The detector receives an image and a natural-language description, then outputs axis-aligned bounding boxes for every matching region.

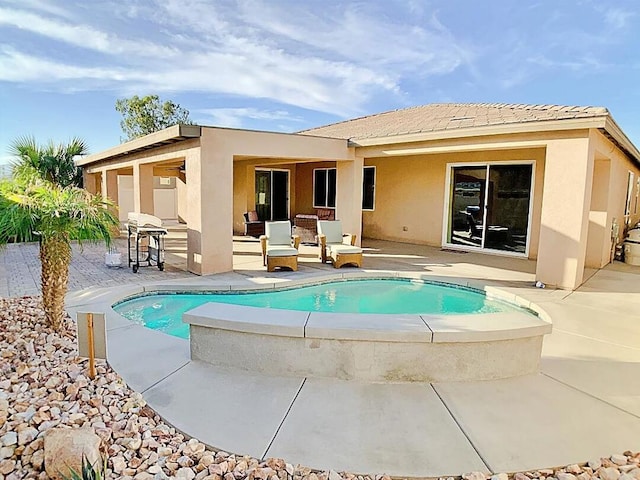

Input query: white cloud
[604,8,635,29]
[0,1,415,116]
[0,7,178,58]
[0,47,123,83]
[232,0,469,75]
[527,55,607,72]
[196,108,302,129]
[2,0,74,19]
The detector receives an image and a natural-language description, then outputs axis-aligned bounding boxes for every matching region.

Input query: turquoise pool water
[113,279,526,339]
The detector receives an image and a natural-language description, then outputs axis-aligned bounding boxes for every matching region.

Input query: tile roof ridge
[298,104,429,133]
[298,102,610,134]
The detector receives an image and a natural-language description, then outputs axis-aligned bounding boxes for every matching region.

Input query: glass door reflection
[449,167,487,248]
[448,164,533,254]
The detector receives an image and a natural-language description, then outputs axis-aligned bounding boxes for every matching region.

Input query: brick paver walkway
[0,237,193,298]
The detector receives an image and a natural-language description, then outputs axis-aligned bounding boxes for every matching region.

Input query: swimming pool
[113,279,532,339]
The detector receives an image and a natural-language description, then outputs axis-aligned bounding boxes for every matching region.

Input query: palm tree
[10,135,87,188]
[0,167,119,331]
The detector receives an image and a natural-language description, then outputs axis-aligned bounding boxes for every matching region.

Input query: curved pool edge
[114,272,552,383]
[69,272,552,383]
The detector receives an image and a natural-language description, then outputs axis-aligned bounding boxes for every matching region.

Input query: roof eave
[349,117,610,147]
[602,116,640,165]
[76,124,202,167]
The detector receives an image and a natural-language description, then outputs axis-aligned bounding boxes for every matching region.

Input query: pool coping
[111,273,553,345]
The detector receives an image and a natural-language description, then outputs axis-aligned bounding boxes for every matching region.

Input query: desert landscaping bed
[0,296,638,480]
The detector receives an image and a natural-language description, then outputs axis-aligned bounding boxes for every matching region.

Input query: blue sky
[1,0,639,164]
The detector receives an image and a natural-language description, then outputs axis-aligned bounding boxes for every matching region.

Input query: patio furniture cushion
[316,208,335,220]
[327,244,362,256]
[243,211,265,237]
[266,246,299,257]
[294,214,319,244]
[266,221,294,245]
[318,220,344,244]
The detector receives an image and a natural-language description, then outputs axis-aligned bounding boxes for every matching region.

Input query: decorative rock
[158,446,173,456]
[329,470,343,480]
[30,449,45,468]
[1,432,18,447]
[178,455,195,467]
[627,469,640,480]
[18,427,38,446]
[176,466,197,479]
[463,472,487,480]
[491,474,508,480]
[129,437,143,451]
[621,474,638,480]
[613,455,629,466]
[134,472,155,480]
[0,459,17,475]
[44,427,103,480]
[599,467,622,480]
[0,446,14,459]
[557,473,577,480]
[589,460,603,470]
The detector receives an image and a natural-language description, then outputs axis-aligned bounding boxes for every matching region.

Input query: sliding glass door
[447,163,533,254]
[255,169,289,221]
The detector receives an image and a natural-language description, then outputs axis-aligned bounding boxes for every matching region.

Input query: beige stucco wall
[200,127,352,273]
[81,123,639,286]
[359,147,546,258]
[294,162,336,214]
[232,160,303,234]
[584,130,640,269]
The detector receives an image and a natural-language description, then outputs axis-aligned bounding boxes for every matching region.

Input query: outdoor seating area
[318,220,363,268]
[259,221,301,272]
[243,211,265,237]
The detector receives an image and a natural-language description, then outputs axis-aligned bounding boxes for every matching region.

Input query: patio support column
[133,163,154,214]
[186,131,233,275]
[101,169,119,204]
[536,133,595,289]
[336,156,364,246]
[83,172,100,194]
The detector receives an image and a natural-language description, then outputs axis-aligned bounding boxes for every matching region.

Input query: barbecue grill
[126,213,168,273]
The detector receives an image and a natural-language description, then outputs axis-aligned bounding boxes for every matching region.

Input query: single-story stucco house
[78,103,640,290]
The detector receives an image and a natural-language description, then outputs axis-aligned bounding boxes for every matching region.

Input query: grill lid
[626,228,640,243]
[127,212,163,228]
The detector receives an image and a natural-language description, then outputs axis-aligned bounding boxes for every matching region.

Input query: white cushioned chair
[260,221,300,272]
[317,220,362,268]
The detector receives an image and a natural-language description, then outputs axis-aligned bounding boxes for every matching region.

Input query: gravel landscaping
[1,295,638,480]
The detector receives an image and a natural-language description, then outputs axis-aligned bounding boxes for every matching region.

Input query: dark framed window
[362,166,375,210]
[313,168,336,208]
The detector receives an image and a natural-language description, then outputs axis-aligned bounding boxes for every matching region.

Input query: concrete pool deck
[2,235,640,477]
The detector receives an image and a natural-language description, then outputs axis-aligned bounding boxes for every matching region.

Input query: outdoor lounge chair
[243,211,265,237]
[317,220,362,268]
[260,221,300,272]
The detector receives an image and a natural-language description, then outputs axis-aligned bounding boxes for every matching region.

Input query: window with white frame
[313,168,336,208]
[362,166,376,210]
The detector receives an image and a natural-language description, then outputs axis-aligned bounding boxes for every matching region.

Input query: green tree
[0,167,119,330]
[10,135,87,188]
[115,94,193,141]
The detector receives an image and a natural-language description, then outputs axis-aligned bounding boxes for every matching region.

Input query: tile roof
[299,103,610,141]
